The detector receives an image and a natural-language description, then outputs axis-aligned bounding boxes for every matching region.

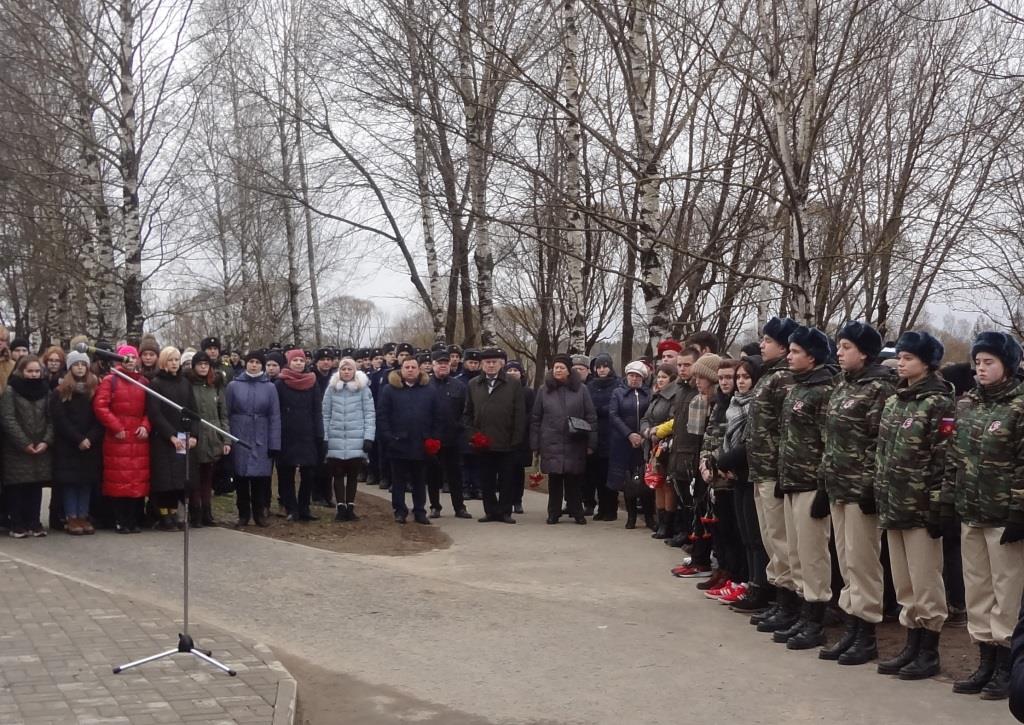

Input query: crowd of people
[0,321,1023,715]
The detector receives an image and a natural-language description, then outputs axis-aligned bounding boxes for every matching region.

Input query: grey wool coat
[0,379,54,486]
[529,372,597,475]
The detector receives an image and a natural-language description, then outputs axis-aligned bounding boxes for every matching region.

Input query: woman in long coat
[147,347,199,531]
[226,351,281,527]
[275,349,324,521]
[188,351,231,526]
[530,354,597,525]
[606,361,651,525]
[93,345,151,533]
[585,353,620,519]
[1,355,54,537]
[50,350,104,535]
[322,357,375,521]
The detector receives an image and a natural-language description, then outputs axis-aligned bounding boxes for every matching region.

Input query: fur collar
[388,369,430,388]
[330,369,369,392]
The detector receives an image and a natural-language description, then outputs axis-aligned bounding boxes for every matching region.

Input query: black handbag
[567,416,593,436]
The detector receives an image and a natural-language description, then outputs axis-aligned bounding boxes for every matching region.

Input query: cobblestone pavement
[0,554,295,725]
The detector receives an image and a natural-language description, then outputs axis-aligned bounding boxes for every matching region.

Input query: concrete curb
[254,641,298,725]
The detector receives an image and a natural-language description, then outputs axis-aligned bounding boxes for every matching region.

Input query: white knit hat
[66,350,90,367]
[624,360,648,377]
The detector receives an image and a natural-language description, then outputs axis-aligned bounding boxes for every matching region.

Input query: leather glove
[773,482,784,499]
[810,489,830,519]
[362,440,374,454]
[1000,521,1024,545]
[858,488,877,516]
[925,521,943,539]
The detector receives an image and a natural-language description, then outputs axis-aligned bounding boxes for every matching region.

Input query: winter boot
[189,506,203,529]
[898,629,940,680]
[643,507,657,531]
[758,589,799,633]
[334,504,350,522]
[953,642,997,694]
[347,503,360,521]
[651,509,669,539]
[201,502,216,526]
[820,614,860,661]
[750,587,781,624]
[773,597,809,643]
[624,497,638,530]
[787,601,827,650]
[730,584,772,614]
[979,645,1010,700]
[877,628,922,675]
[838,621,878,665]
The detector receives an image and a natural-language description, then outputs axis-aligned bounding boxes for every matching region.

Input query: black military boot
[624,497,638,530]
[787,601,827,650]
[758,589,799,633]
[878,627,921,675]
[838,620,878,665]
[953,642,996,694]
[897,629,940,680]
[979,645,1010,700]
[773,597,809,643]
[820,614,859,661]
[750,587,781,624]
[643,506,657,531]
[334,504,349,522]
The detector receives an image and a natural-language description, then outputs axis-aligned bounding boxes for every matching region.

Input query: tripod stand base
[113,633,237,676]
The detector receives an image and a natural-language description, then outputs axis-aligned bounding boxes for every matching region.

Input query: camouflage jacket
[941,378,1024,527]
[820,364,897,503]
[778,366,834,493]
[745,355,794,487]
[701,390,732,490]
[873,374,955,530]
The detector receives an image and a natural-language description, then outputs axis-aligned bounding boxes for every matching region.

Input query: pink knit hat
[117,345,139,358]
[285,349,306,364]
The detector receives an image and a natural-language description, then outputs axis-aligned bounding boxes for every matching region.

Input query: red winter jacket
[93,368,152,498]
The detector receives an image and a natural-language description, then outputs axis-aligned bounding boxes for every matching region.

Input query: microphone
[75,342,129,363]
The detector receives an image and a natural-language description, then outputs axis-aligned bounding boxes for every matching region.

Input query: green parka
[941,377,1024,527]
[873,374,955,530]
[778,366,834,494]
[189,372,231,464]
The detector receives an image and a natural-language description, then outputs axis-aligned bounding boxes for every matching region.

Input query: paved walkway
[0,554,295,725]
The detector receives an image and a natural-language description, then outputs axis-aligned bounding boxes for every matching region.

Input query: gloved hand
[1000,521,1024,545]
[810,489,830,519]
[362,440,374,454]
[773,482,784,499]
[925,522,943,539]
[859,488,877,516]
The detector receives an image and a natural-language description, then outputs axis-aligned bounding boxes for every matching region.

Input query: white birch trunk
[118,0,142,338]
[562,0,585,354]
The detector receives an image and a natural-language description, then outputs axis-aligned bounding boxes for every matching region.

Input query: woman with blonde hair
[147,347,199,531]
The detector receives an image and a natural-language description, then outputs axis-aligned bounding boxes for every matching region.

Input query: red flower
[938,418,956,438]
[423,438,441,456]
[470,432,492,450]
[527,472,544,489]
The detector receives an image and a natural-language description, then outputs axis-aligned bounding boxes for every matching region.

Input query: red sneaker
[674,564,713,578]
[703,581,734,599]
[718,583,748,603]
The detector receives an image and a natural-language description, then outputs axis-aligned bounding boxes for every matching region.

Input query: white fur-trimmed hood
[329,369,369,392]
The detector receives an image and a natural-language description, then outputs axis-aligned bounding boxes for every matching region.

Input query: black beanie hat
[191,351,212,367]
[836,321,883,359]
[551,353,573,369]
[243,350,265,366]
[788,326,830,365]
[970,331,1023,375]
[266,351,286,367]
[895,331,944,369]
[430,349,450,363]
[10,337,29,351]
[762,317,798,348]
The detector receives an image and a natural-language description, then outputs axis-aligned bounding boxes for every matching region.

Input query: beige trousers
[831,502,883,623]
[755,481,792,590]
[782,490,832,603]
[961,524,1024,646]
[886,528,947,632]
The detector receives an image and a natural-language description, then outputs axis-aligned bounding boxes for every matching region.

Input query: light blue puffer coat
[322,370,376,461]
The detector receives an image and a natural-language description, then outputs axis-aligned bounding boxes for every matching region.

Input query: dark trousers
[313,462,334,503]
[8,484,43,531]
[463,453,481,497]
[328,458,362,505]
[236,476,271,521]
[478,451,515,519]
[113,496,142,530]
[190,462,216,509]
[942,515,966,609]
[548,473,583,518]
[390,458,427,515]
[278,464,316,515]
[734,481,769,587]
[583,455,616,514]
[712,489,747,581]
[428,447,465,513]
[511,464,525,505]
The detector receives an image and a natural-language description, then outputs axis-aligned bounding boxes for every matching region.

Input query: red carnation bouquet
[423,438,441,456]
[470,431,492,450]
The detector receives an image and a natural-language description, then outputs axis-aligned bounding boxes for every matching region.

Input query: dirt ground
[210,489,451,556]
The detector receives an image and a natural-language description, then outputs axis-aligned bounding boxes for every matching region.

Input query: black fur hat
[836,321,883,359]
[788,325,830,365]
[895,331,944,369]
[763,316,799,347]
[971,331,1023,375]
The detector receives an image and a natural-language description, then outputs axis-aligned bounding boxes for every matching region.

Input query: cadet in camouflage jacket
[941,378,1024,527]
[745,355,794,487]
[873,373,956,530]
[778,365,834,493]
[820,364,897,504]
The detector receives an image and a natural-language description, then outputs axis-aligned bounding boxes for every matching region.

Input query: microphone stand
[109,366,246,677]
